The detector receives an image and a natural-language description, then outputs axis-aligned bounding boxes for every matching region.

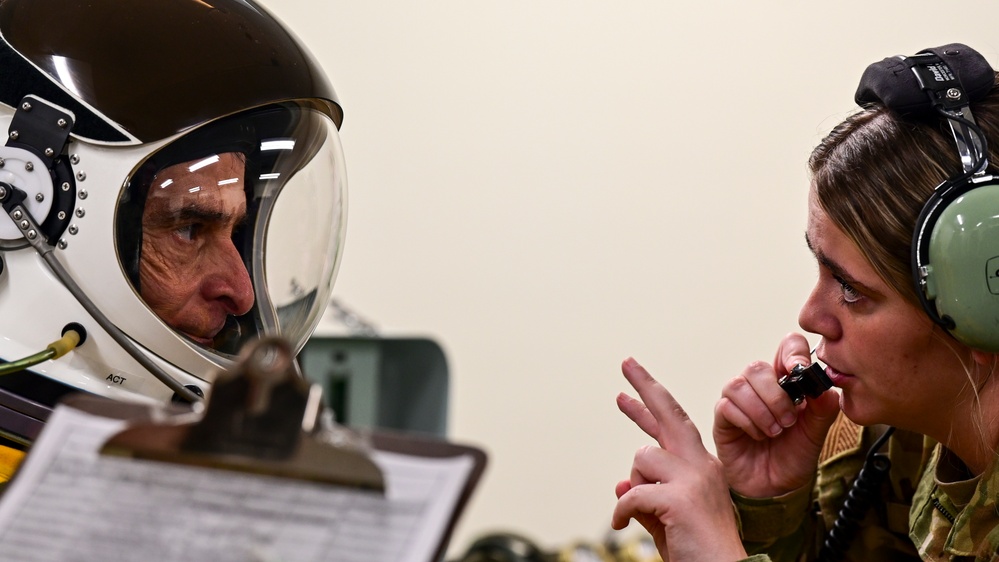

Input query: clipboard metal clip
[100,337,386,493]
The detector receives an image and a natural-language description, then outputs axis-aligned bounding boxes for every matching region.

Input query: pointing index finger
[620,357,704,455]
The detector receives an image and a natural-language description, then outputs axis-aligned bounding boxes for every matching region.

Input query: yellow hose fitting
[46,329,81,359]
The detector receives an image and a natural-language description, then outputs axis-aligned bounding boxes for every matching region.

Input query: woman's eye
[838,279,861,304]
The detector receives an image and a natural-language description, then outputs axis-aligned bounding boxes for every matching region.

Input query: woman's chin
[838,393,880,427]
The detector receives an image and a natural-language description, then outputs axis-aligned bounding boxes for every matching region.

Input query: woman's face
[797,186,970,430]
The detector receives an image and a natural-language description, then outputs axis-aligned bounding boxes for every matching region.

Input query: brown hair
[808,73,999,306]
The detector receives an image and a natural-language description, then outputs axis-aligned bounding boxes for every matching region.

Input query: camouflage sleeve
[732,482,816,562]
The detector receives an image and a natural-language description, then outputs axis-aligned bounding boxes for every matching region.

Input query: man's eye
[176,224,199,241]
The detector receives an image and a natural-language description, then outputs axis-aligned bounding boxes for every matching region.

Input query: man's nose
[202,238,255,315]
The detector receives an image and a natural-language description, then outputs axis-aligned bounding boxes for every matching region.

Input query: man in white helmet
[0,0,348,481]
[138,151,256,348]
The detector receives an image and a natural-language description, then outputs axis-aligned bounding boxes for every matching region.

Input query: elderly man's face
[139,152,255,347]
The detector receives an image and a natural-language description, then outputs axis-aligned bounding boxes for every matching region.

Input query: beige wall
[264,0,999,556]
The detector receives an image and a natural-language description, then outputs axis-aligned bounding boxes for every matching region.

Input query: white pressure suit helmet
[0,0,347,444]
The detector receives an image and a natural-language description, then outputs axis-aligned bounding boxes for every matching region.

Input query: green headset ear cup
[922,180,999,351]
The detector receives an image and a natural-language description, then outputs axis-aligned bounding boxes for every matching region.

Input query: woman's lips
[824,365,854,387]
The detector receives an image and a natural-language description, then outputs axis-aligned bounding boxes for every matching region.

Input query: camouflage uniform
[731,412,999,561]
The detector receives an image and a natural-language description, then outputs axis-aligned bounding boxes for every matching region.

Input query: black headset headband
[854,43,994,114]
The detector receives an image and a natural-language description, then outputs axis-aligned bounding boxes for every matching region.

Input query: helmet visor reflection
[116,102,346,358]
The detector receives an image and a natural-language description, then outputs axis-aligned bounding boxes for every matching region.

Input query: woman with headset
[612,44,999,561]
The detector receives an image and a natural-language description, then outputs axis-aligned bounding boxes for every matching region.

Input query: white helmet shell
[0,0,347,415]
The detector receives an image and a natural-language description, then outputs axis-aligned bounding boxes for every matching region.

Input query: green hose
[0,329,81,376]
[0,349,56,376]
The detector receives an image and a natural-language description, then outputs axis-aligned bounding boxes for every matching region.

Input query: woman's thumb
[799,391,841,442]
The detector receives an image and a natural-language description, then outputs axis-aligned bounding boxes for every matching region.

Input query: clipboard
[0,337,487,562]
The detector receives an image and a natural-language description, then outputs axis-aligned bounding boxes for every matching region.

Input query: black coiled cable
[816,426,895,562]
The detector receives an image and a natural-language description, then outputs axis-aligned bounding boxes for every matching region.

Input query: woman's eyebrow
[804,232,867,288]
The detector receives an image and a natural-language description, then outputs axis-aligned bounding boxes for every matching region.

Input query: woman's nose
[798,281,840,342]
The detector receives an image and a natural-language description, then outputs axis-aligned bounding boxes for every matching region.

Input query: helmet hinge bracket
[6,96,75,168]
[0,97,79,247]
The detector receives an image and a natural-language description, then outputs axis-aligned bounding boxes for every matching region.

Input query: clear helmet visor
[116,101,347,359]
